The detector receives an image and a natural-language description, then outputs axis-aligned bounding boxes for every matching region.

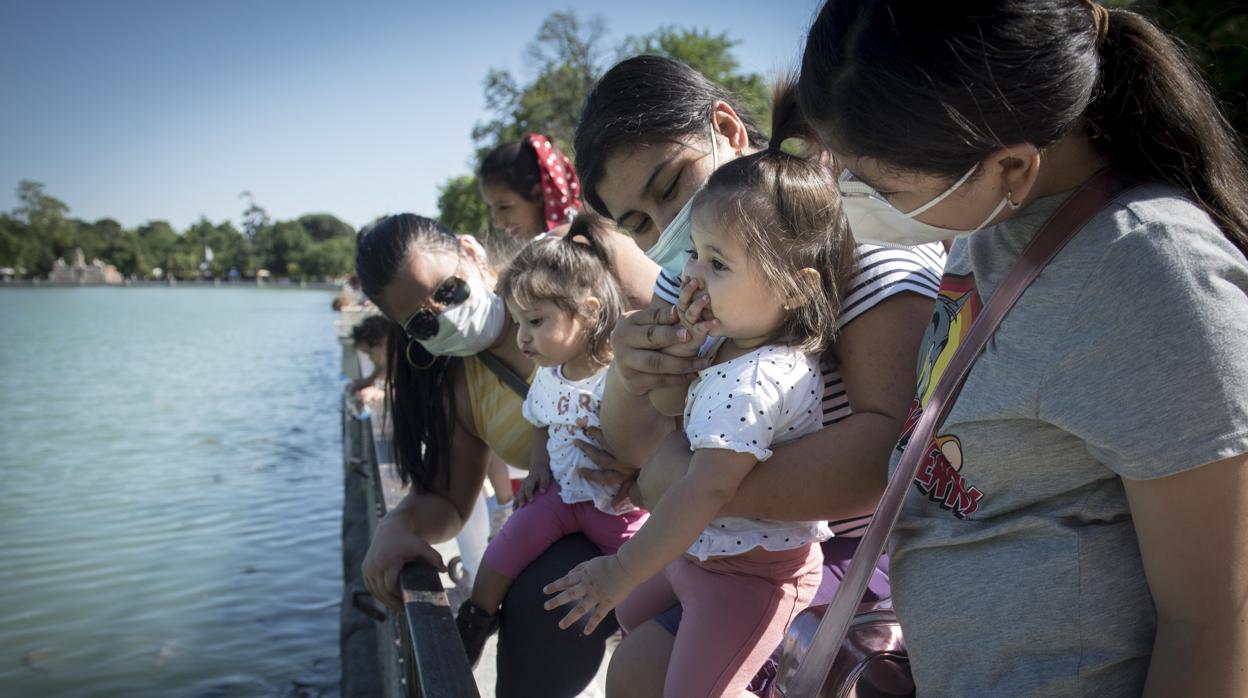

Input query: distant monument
[48,248,123,285]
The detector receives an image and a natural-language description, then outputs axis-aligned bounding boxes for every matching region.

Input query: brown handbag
[769,170,1133,698]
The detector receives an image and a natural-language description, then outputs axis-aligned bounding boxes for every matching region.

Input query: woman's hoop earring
[1007,189,1022,210]
[405,338,437,370]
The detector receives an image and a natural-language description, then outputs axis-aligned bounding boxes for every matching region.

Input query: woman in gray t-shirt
[797,1,1248,695]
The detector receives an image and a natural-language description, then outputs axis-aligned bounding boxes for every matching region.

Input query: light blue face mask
[644,126,720,278]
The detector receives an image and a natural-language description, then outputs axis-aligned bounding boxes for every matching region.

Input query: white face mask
[416,271,505,357]
[839,164,1014,248]
[644,125,721,278]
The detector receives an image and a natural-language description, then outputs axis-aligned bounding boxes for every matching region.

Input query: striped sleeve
[837,242,945,329]
[652,268,682,306]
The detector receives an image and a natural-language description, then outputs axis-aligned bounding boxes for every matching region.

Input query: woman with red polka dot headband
[478,134,582,242]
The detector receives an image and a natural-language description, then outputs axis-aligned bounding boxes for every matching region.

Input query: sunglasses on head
[402,275,471,341]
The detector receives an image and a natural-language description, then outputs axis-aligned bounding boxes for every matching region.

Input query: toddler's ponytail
[768,77,821,153]
[497,216,626,368]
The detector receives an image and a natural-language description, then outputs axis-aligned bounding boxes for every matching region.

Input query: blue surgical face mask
[644,126,721,278]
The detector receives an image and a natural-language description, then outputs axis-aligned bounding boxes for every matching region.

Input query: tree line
[0,182,356,281]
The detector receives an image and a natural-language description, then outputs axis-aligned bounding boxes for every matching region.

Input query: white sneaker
[488,497,514,540]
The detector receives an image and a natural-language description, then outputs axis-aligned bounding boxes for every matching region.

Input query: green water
[0,287,344,697]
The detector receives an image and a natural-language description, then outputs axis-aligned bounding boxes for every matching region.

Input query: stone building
[48,249,123,284]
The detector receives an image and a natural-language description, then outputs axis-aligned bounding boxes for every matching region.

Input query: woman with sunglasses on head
[355,213,660,696]
[795,1,1248,695]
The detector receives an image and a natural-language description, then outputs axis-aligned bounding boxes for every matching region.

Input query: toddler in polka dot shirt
[544,82,858,697]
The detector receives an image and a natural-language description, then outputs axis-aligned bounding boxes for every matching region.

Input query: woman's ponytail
[1086,6,1248,255]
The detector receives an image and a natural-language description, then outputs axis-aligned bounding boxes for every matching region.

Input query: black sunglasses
[402,275,471,341]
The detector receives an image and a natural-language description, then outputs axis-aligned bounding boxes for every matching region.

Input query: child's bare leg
[470,560,513,614]
[487,456,513,505]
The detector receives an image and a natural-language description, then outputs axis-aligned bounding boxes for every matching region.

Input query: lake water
[0,287,345,697]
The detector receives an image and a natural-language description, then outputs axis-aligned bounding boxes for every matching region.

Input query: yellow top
[462,354,534,469]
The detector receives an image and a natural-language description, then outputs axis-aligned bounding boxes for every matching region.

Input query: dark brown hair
[478,140,543,202]
[798,0,1248,256]
[496,216,623,367]
[574,55,770,219]
[692,80,857,356]
[351,315,393,349]
[354,213,462,491]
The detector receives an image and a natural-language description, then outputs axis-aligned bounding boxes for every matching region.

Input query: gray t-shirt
[888,183,1248,696]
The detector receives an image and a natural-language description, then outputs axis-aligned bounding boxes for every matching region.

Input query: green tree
[102,230,148,278]
[184,217,248,277]
[297,213,355,242]
[239,190,270,243]
[301,236,356,280]
[472,11,607,153]
[165,248,201,280]
[472,15,774,166]
[437,175,493,238]
[1109,0,1248,143]
[64,217,122,264]
[13,180,74,276]
[253,219,312,276]
[0,213,22,271]
[136,221,179,275]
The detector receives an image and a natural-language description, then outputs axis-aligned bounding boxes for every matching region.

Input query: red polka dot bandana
[527,133,581,231]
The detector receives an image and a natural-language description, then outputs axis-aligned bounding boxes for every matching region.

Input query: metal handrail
[341,335,480,698]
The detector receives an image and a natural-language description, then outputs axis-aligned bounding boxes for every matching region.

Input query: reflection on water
[0,288,343,697]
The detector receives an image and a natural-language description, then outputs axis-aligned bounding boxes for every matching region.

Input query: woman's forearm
[384,489,465,544]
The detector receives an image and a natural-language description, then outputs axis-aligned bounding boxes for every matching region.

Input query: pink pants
[482,483,648,579]
[617,543,823,698]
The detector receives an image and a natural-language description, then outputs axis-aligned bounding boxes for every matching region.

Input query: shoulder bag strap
[476,349,530,400]
[779,169,1134,697]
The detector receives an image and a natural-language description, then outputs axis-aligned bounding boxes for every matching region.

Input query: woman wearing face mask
[798,1,1248,695]
[355,213,660,696]
[567,55,946,697]
[479,135,582,243]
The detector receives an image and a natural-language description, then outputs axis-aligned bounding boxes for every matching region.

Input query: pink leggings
[617,543,823,698]
[482,483,647,579]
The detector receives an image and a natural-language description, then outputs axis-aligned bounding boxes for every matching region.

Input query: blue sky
[0,0,822,232]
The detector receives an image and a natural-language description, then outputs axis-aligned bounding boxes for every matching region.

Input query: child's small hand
[675,276,719,338]
[658,278,716,360]
[542,555,637,635]
[515,464,551,509]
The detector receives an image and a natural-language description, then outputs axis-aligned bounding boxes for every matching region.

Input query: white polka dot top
[682,338,832,560]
